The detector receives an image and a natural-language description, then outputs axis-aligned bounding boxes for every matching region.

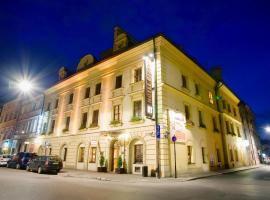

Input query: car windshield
[48,156,61,161]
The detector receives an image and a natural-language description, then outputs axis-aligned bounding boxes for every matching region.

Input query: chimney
[58,67,68,80]
[211,67,223,82]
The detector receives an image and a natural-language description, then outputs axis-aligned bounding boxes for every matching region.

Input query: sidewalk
[57,165,262,183]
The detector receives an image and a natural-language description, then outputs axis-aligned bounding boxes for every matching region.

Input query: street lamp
[265,126,270,133]
[17,79,33,93]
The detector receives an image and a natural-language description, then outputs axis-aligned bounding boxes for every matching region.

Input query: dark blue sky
[0,0,270,138]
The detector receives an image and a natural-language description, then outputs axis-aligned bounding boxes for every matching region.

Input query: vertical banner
[144,60,153,118]
[170,111,186,143]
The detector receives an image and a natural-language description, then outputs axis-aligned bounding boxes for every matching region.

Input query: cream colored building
[12,28,251,177]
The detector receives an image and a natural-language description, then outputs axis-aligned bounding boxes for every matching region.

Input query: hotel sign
[144,61,153,118]
[170,111,186,143]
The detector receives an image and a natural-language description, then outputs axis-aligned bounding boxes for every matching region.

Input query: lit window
[133,101,142,118]
[113,105,120,121]
[78,147,85,162]
[90,147,97,163]
[208,91,214,104]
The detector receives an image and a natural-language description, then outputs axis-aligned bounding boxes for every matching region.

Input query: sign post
[172,135,177,178]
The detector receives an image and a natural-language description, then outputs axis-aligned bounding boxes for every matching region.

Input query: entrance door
[111,141,120,171]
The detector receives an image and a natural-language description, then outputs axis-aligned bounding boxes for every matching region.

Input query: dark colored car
[7,152,37,169]
[26,155,63,174]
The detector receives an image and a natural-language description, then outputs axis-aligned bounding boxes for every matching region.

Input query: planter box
[97,167,107,173]
[115,168,125,174]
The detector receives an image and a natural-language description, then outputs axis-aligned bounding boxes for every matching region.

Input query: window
[227,104,231,113]
[65,116,70,131]
[225,121,230,134]
[230,123,235,135]
[50,120,55,133]
[54,99,59,109]
[235,149,239,161]
[78,147,85,162]
[90,147,97,163]
[46,103,51,111]
[115,75,122,89]
[212,116,219,132]
[80,113,88,129]
[113,105,120,121]
[216,149,221,162]
[42,122,47,134]
[181,75,187,88]
[68,93,74,104]
[233,108,237,117]
[187,145,193,164]
[49,148,52,155]
[230,149,234,161]
[222,100,226,109]
[195,83,200,95]
[198,110,206,128]
[85,87,90,99]
[184,105,190,121]
[237,126,241,137]
[134,67,142,82]
[208,91,214,104]
[92,110,99,126]
[133,101,142,118]
[134,144,143,163]
[202,147,207,163]
[95,83,101,95]
[63,148,67,161]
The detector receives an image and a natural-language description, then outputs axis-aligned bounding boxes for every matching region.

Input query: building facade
[0,28,256,177]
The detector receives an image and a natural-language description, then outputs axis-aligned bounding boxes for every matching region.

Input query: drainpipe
[214,82,229,169]
[153,38,160,178]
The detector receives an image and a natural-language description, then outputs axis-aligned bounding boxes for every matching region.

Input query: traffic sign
[172,135,177,142]
[156,124,160,139]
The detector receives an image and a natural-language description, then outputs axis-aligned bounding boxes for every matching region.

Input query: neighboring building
[0,27,255,177]
[0,99,20,154]
[238,101,261,165]
[14,94,44,153]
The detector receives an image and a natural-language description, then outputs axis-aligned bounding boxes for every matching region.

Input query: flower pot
[97,167,107,172]
[115,167,125,174]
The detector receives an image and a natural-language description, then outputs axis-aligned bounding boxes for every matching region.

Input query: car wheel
[37,167,42,174]
[26,166,30,171]
[16,163,20,169]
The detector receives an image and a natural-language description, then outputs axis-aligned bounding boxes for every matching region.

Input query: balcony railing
[81,98,90,107]
[112,88,124,99]
[129,81,144,94]
[65,104,73,112]
[90,94,102,104]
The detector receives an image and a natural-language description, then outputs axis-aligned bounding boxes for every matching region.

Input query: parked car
[26,155,63,174]
[0,154,12,166]
[7,152,37,169]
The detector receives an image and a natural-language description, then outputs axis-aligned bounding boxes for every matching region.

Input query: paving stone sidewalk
[58,165,262,183]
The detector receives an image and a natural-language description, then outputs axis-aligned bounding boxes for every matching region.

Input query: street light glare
[265,126,270,133]
[18,80,33,93]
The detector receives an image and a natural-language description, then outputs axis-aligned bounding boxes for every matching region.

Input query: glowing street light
[17,79,33,93]
[265,126,270,133]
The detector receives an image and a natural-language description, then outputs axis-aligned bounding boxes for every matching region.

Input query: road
[0,166,270,200]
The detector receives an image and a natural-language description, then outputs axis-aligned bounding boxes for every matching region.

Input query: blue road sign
[172,135,177,142]
[156,124,160,139]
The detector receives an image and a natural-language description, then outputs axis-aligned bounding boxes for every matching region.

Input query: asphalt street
[0,166,270,200]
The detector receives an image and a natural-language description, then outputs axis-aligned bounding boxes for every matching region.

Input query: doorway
[110,140,120,172]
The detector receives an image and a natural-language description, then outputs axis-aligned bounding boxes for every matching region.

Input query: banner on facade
[170,111,186,143]
[144,60,153,119]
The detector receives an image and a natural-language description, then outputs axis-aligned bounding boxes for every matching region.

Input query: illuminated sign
[144,60,153,118]
[170,111,186,143]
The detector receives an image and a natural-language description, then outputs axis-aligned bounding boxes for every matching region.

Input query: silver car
[0,154,12,166]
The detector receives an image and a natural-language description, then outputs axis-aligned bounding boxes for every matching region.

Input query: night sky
[0,0,270,139]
